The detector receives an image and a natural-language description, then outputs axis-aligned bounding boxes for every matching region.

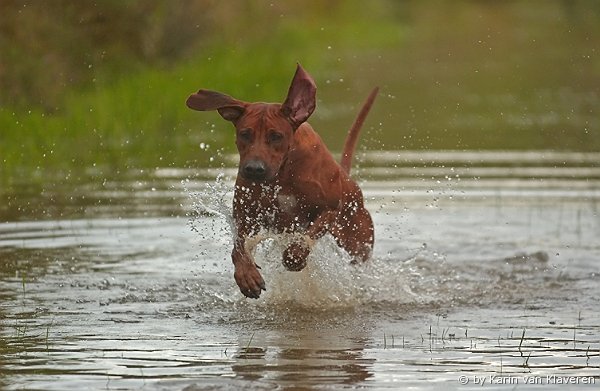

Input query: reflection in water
[231,313,373,387]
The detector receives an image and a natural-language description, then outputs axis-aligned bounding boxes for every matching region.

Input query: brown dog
[186,65,377,298]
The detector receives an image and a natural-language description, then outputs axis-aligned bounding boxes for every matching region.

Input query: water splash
[185,176,565,313]
[245,233,416,309]
[185,173,235,240]
[184,176,418,309]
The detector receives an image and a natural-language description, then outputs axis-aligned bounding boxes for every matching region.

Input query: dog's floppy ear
[186,90,247,123]
[281,64,317,130]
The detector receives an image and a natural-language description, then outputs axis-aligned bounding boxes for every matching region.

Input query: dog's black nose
[242,160,267,180]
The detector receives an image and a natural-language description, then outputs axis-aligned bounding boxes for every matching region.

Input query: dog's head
[186,64,316,182]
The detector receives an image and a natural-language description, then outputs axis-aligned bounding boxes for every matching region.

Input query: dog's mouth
[241,171,269,181]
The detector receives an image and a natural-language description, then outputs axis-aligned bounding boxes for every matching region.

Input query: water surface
[1,151,599,390]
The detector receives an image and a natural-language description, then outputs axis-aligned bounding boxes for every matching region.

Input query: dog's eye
[268,132,283,143]
[238,129,252,142]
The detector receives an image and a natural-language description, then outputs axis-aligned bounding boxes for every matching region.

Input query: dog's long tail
[340,87,379,174]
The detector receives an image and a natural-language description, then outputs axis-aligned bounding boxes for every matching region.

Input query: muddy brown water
[1,151,599,390]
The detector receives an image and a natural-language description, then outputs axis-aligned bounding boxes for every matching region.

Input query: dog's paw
[282,240,310,271]
[234,263,266,299]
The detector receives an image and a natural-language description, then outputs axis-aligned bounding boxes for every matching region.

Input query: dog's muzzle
[241,159,269,181]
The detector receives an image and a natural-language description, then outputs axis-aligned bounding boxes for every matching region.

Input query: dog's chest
[250,184,315,230]
[271,192,313,230]
[276,194,298,214]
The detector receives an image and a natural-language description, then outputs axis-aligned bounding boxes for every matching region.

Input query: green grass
[0,3,405,183]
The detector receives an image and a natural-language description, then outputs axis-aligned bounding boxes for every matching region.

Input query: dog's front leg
[282,210,336,271]
[231,186,266,299]
[282,182,373,271]
[231,239,265,299]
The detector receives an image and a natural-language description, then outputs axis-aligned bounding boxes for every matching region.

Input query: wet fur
[186,65,377,298]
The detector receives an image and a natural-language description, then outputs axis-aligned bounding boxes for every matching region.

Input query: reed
[518,328,526,357]
[245,331,255,352]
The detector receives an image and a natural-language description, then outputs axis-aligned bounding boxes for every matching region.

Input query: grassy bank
[2,1,599,186]
[0,2,404,182]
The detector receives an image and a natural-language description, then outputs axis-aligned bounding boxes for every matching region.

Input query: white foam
[246,233,417,309]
